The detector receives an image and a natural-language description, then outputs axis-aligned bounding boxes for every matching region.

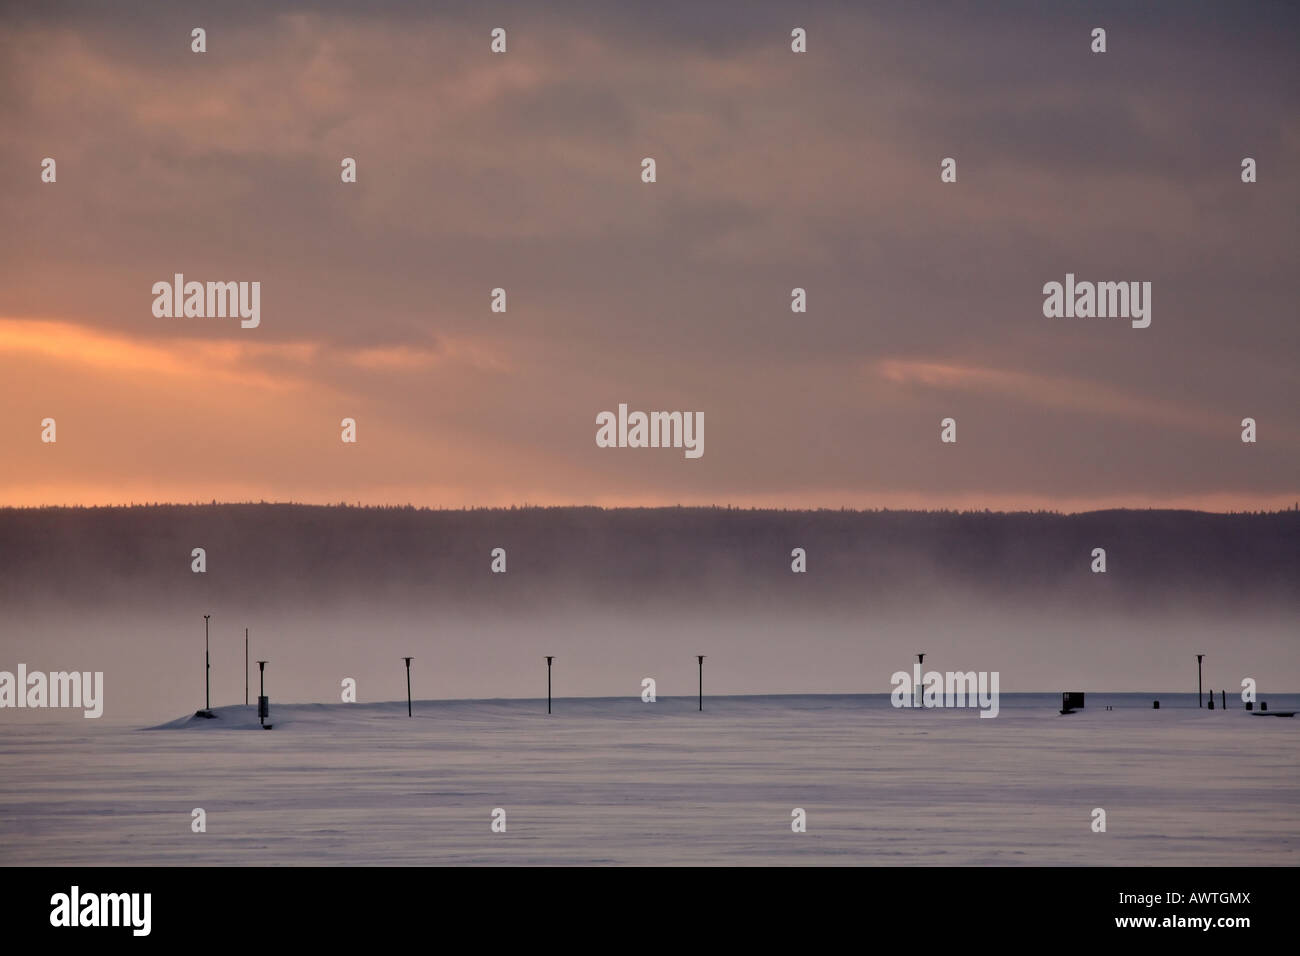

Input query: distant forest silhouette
[0,504,1295,613]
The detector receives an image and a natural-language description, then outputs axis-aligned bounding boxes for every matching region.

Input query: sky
[1,0,1296,511]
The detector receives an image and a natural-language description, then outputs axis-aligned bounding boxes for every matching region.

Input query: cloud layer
[1,1,1296,508]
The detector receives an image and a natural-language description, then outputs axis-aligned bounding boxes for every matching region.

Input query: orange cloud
[0,318,312,391]
[873,357,1235,436]
[0,317,511,383]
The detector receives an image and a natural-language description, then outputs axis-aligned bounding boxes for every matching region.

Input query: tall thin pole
[204,614,211,712]
[697,655,705,711]
[546,656,554,714]
[245,628,249,706]
[403,657,413,717]
[1196,654,1204,708]
[916,653,925,708]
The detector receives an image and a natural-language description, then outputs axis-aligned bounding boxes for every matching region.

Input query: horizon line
[204,692,1298,702]
[3,500,1299,518]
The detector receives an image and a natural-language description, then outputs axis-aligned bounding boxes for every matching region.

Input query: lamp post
[244,628,249,706]
[697,655,705,712]
[257,660,269,729]
[1197,654,1204,708]
[203,614,211,714]
[545,656,554,714]
[403,657,413,717]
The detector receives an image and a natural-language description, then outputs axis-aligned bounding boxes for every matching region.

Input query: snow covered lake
[1,694,1295,866]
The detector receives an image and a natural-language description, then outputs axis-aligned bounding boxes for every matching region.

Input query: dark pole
[546,656,554,714]
[916,653,925,708]
[204,614,211,712]
[403,657,413,717]
[697,655,705,711]
[244,628,249,706]
[1196,654,1204,707]
[257,660,267,728]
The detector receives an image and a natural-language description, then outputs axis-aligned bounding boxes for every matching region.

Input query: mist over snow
[0,505,1294,721]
